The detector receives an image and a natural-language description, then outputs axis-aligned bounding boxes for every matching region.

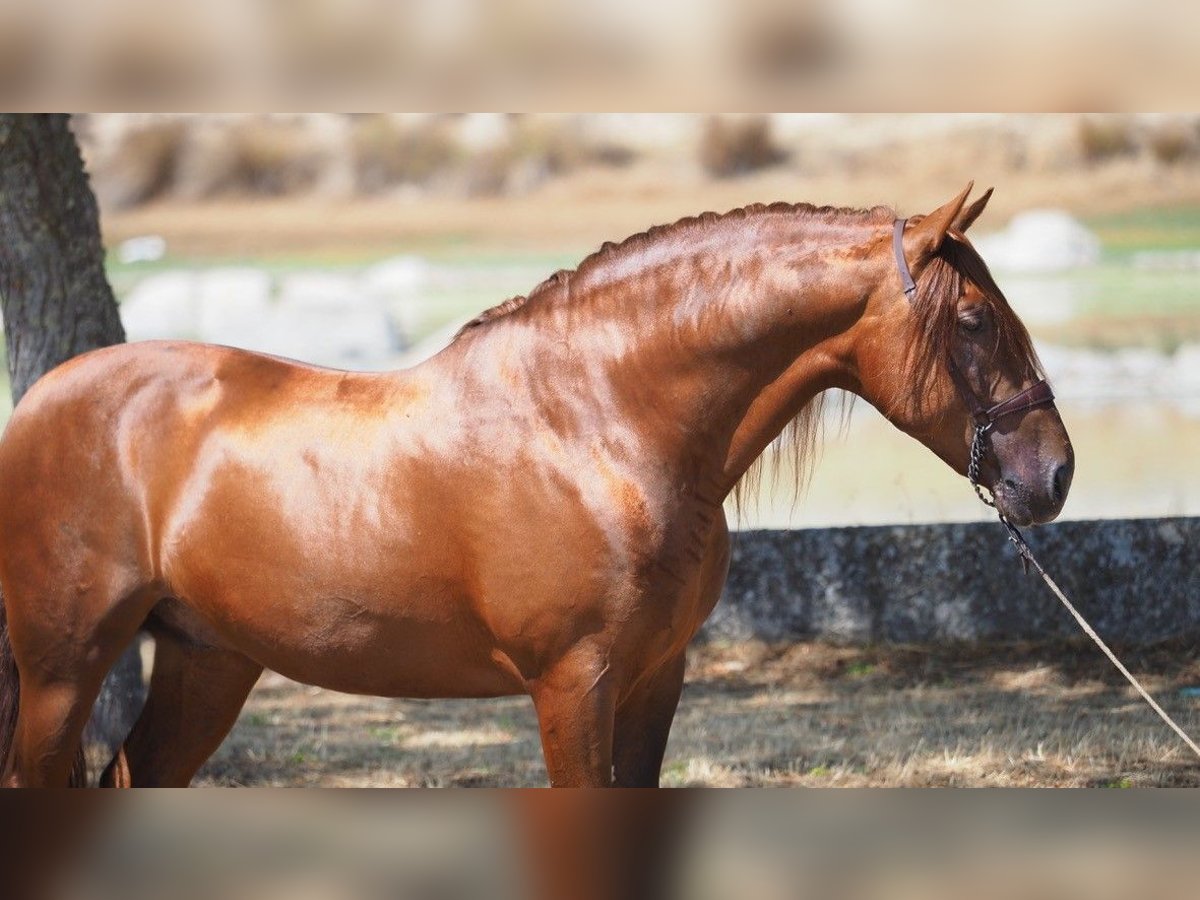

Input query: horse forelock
[904,233,1043,408]
[454,202,897,341]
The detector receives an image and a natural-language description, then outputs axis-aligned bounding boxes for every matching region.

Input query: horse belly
[262,613,527,700]
[163,568,527,700]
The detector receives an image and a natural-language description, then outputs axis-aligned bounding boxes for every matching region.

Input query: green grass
[1086,206,1200,257]
[369,726,402,744]
[1070,265,1200,317]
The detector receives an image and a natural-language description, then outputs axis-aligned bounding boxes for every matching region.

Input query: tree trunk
[0,113,145,761]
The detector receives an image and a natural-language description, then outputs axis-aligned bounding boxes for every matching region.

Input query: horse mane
[453,202,893,516]
[454,201,895,339]
[453,202,1034,523]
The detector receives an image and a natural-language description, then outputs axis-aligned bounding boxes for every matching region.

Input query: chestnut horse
[0,184,1072,787]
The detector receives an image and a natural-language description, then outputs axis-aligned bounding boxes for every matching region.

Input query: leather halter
[892,218,1055,434]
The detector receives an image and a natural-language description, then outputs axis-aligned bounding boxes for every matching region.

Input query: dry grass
[88,119,187,210]
[1147,121,1199,166]
[698,115,788,178]
[196,639,1200,788]
[86,114,1200,246]
[99,148,1200,265]
[348,115,463,194]
[87,115,639,213]
[180,119,329,199]
[1077,116,1138,163]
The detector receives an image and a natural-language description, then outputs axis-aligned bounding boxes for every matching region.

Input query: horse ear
[905,182,974,259]
[953,186,993,233]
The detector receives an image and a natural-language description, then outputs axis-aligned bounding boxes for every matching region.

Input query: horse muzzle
[991,451,1074,527]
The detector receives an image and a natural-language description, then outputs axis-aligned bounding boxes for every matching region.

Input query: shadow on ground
[196,638,1200,787]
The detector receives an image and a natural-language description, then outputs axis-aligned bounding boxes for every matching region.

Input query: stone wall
[707,517,1200,645]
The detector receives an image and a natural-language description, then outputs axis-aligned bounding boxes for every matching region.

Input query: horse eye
[959,309,987,332]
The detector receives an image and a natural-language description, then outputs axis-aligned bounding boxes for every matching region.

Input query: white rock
[260,304,397,370]
[974,210,1101,273]
[119,272,198,341]
[360,256,429,296]
[195,269,273,349]
[360,257,433,343]
[278,273,367,311]
[266,276,398,368]
[117,235,166,264]
[1170,344,1200,392]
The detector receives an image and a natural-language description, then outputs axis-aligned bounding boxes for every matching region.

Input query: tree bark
[0,113,145,760]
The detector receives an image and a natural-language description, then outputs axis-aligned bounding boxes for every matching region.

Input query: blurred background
[2,3,1199,891]
[26,111,1200,529]
[3,0,1198,109]
[28,791,1200,900]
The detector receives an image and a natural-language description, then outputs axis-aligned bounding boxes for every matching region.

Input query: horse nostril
[1002,477,1018,491]
[1052,464,1069,503]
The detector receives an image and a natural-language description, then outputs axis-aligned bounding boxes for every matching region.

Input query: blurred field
[96,166,1200,266]
[192,639,1200,788]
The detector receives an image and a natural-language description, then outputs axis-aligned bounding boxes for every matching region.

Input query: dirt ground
[193,638,1200,788]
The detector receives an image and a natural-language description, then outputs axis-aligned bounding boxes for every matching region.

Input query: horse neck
[559,223,873,498]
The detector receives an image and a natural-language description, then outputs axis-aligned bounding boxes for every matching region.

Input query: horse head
[854,184,1074,526]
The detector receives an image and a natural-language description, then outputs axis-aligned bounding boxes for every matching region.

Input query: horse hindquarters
[0,380,158,787]
[0,592,88,787]
[0,577,153,788]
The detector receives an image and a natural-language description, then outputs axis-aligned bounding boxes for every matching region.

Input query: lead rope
[968,427,1200,762]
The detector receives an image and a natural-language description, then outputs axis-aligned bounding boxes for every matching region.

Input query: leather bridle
[892,218,1056,506]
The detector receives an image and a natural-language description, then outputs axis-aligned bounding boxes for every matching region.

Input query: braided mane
[454,201,894,339]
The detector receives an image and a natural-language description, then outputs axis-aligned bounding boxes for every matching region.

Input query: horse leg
[100,634,261,787]
[4,592,151,788]
[529,646,617,787]
[612,652,686,787]
[5,678,98,787]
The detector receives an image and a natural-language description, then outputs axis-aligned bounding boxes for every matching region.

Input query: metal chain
[967,424,997,509]
[967,423,1029,572]
[966,421,1200,762]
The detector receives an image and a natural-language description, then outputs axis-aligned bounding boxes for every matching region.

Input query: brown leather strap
[948,354,1054,430]
[893,218,917,301]
[981,378,1055,426]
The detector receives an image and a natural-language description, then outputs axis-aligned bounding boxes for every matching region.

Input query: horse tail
[0,587,20,783]
[0,588,88,787]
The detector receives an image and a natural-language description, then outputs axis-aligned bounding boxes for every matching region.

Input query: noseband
[892,218,1055,506]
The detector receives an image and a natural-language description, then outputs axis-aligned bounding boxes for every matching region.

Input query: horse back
[0,341,417,585]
